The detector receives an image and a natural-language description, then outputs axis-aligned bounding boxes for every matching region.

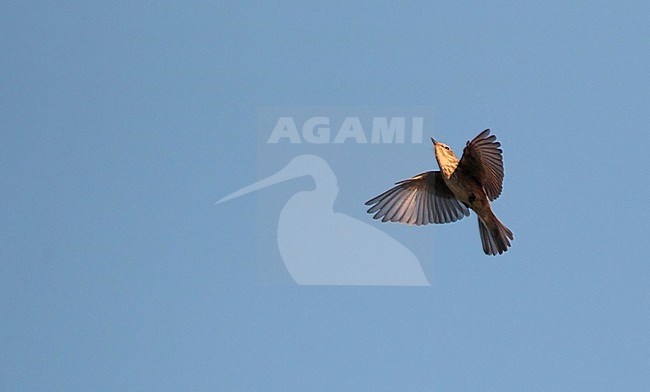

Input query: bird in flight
[365,129,513,255]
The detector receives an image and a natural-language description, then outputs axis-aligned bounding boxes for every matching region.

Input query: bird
[217,155,430,285]
[365,129,513,255]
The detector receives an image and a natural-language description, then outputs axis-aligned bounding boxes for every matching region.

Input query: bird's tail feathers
[478,214,513,256]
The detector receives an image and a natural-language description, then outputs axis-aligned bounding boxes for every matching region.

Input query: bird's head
[431,137,459,163]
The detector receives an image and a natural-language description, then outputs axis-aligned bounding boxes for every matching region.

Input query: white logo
[217,155,430,286]
[267,117,424,144]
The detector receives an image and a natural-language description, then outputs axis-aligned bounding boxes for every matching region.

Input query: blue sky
[2,2,650,390]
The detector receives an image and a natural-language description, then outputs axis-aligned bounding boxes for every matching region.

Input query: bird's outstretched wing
[365,171,470,225]
[457,129,505,201]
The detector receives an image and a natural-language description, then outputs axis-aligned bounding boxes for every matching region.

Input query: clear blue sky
[2,2,650,390]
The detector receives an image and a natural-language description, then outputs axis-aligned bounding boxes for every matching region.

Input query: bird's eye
[445,146,450,150]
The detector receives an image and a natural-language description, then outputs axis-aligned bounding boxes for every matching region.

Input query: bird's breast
[445,171,485,207]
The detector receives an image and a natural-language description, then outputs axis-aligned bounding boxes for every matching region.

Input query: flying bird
[365,129,514,255]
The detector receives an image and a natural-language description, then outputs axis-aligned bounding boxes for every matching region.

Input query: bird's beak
[215,162,299,205]
[430,137,437,145]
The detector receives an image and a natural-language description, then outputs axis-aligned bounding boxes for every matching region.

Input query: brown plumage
[365,129,513,255]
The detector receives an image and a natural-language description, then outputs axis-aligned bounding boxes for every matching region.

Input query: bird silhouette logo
[217,154,430,286]
[366,129,514,255]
